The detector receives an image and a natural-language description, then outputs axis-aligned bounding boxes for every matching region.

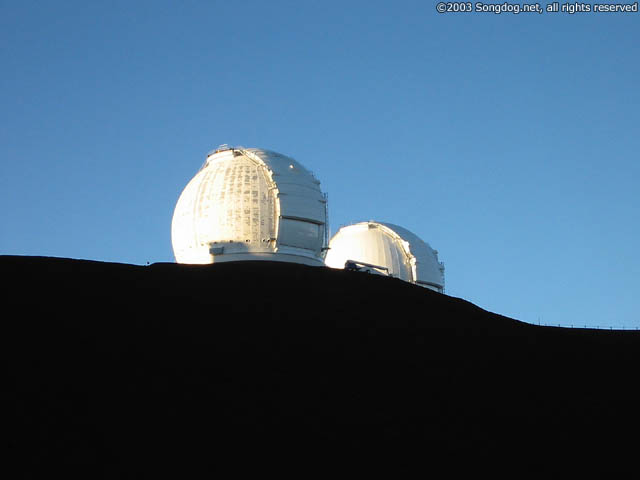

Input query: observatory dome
[324,221,445,292]
[171,146,328,265]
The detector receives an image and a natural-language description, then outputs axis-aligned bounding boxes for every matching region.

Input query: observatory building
[324,221,445,292]
[171,146,328,265]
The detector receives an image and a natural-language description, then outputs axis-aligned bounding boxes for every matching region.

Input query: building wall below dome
[207,251,325,266]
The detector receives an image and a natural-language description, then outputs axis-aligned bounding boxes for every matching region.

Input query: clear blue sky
[1,1,638,328]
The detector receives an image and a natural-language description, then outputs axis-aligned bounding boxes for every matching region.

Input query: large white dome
[171,146,328,265]
[324,221,445,292]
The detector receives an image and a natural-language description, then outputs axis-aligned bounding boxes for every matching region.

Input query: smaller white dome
[324,222,445,292]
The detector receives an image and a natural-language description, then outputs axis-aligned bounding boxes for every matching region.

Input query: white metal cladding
[324,221,445,292]
[171,146,328,265]
[378,222,445,291]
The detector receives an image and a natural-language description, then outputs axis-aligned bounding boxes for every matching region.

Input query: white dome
[172,146,328,265]
[324,221,445,292]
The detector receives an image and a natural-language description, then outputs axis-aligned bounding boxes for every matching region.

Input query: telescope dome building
[324,221,445,292]
[171,146,328,265]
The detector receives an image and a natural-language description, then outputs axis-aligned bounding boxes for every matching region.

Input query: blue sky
[1,1,638,328]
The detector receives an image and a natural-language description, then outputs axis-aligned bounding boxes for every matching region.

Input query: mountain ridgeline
[6,256,639,475]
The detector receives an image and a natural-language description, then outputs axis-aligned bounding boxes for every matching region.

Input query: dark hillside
[5,256,639,476]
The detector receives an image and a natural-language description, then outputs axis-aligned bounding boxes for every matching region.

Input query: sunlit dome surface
[172,146,328,265]
[324,221,445,292]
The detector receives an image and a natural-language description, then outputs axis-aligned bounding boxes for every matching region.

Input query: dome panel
[378,222,445,290]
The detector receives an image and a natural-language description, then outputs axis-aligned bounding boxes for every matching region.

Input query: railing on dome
[323,192,329,252]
